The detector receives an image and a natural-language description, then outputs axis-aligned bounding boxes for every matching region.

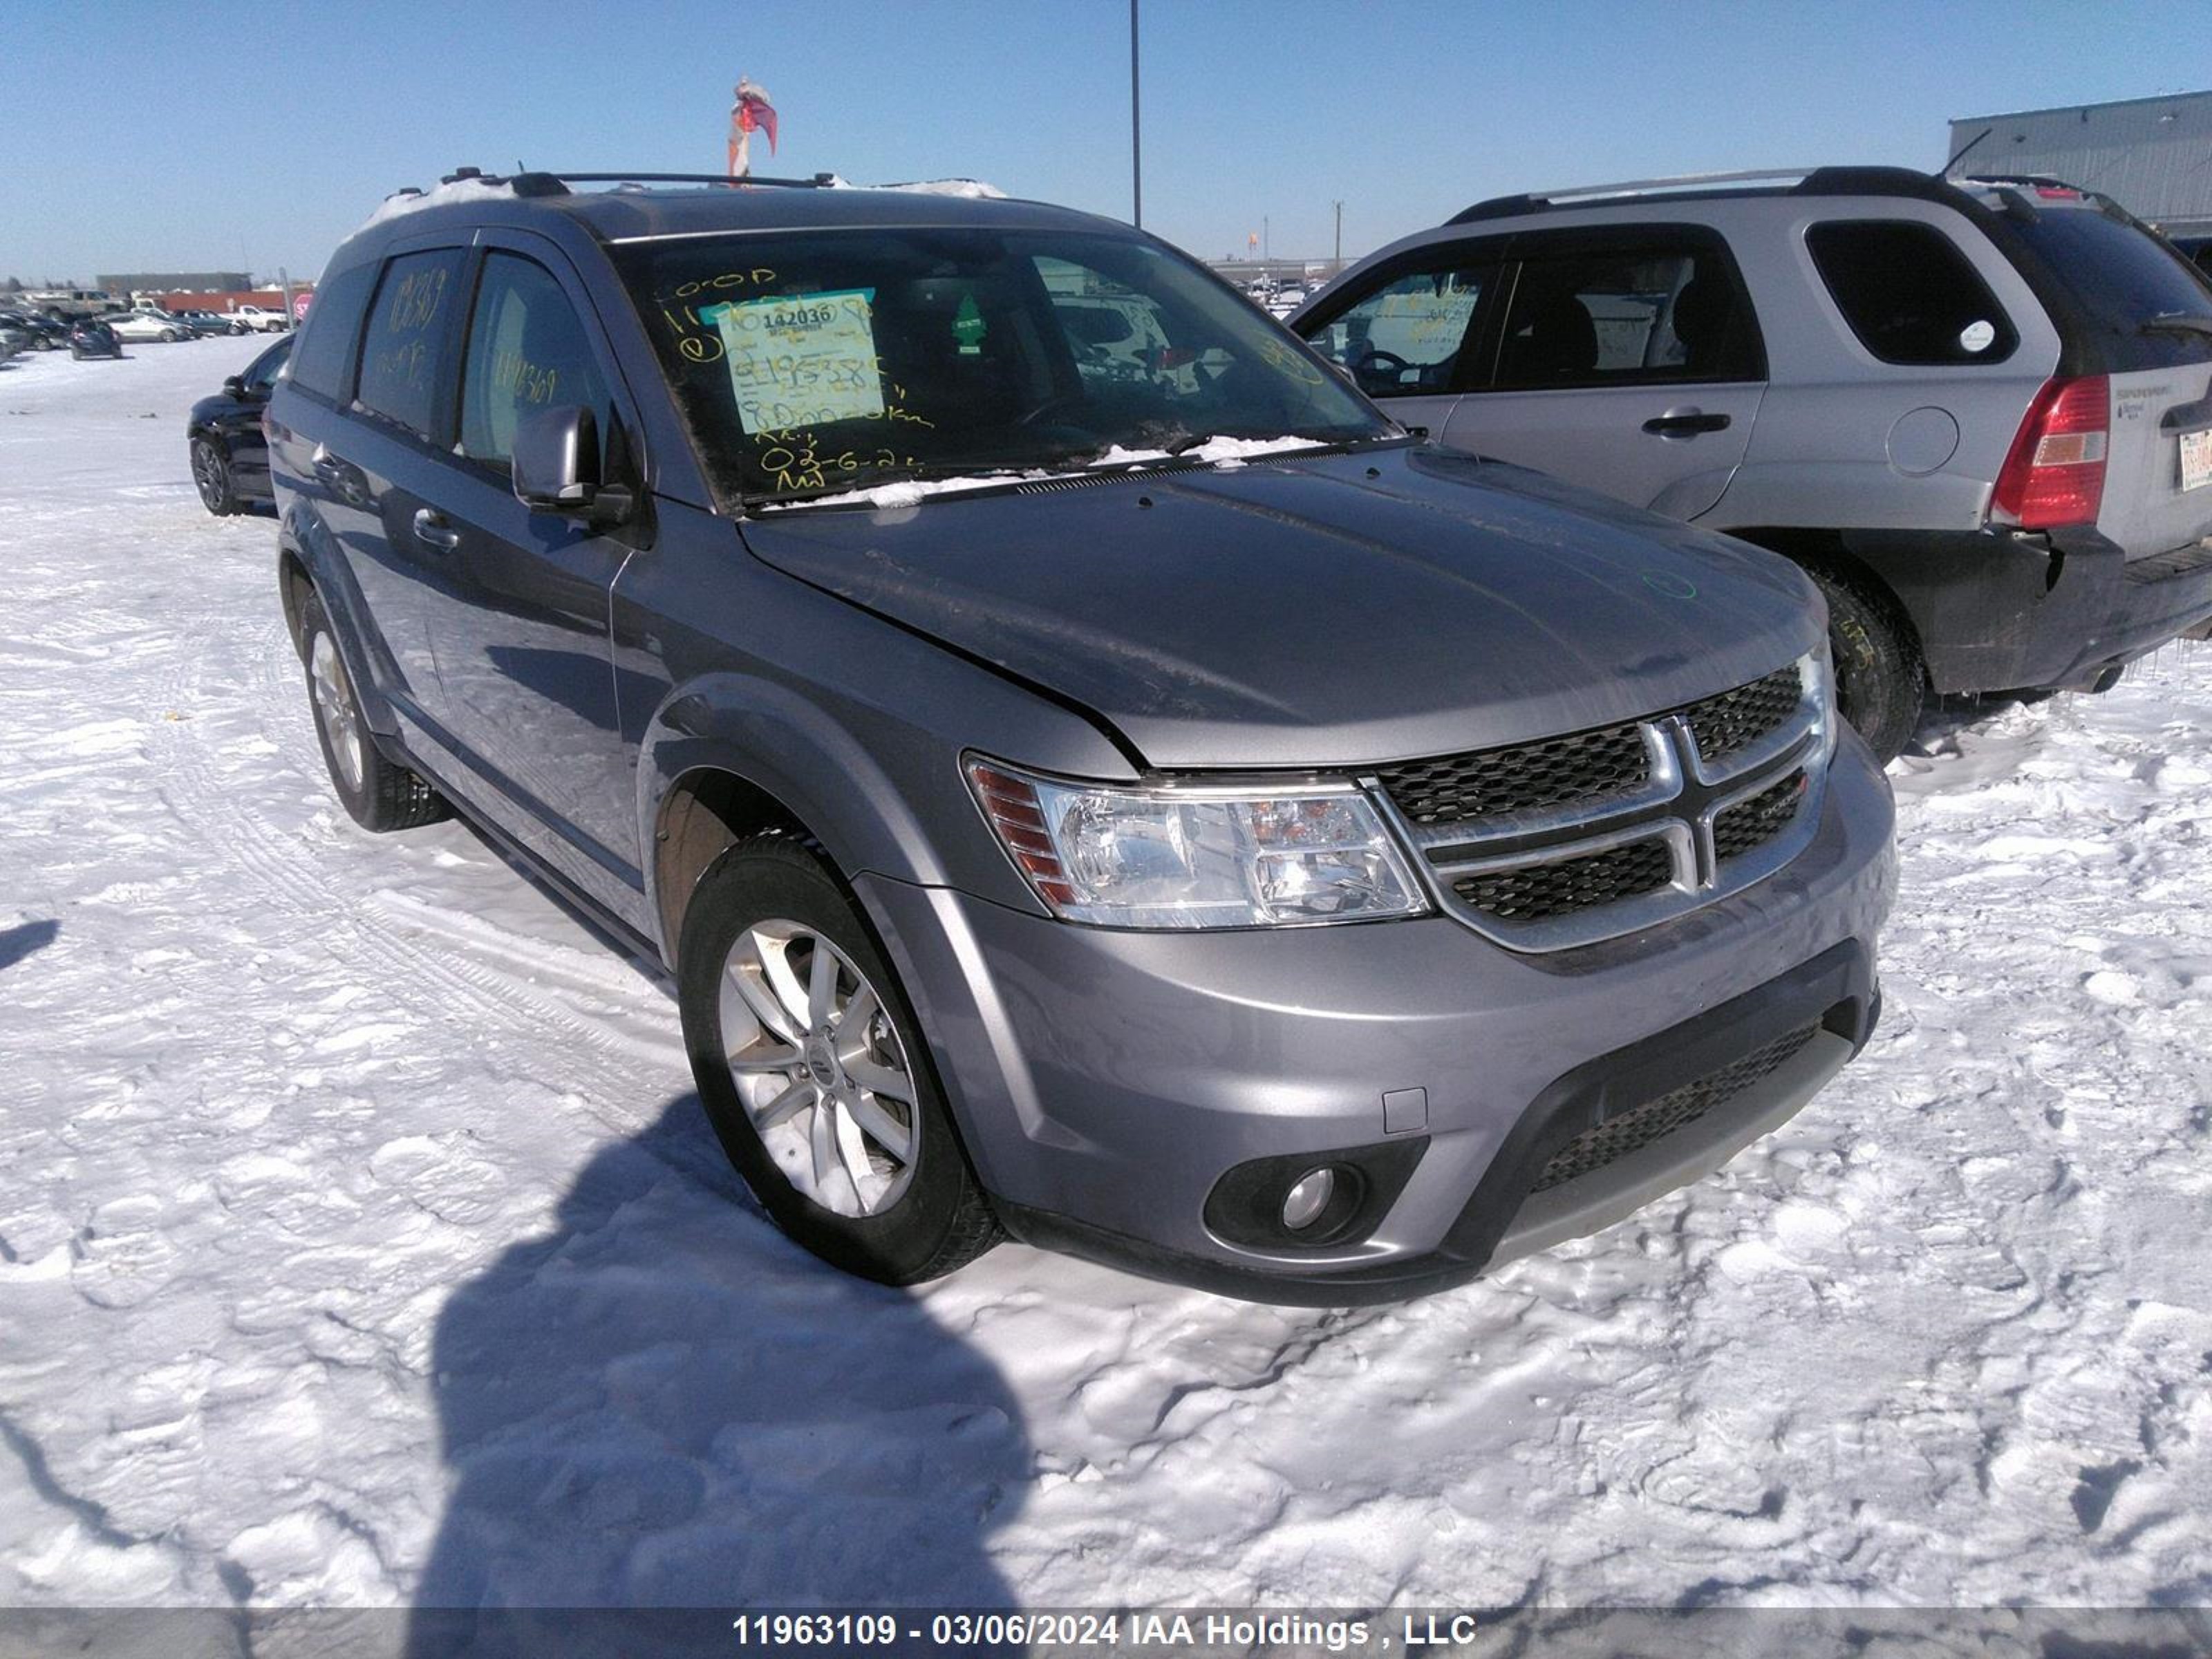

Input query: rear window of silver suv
[2003,205,2212,373]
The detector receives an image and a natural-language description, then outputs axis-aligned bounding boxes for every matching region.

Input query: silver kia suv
[1292,167,2212,760]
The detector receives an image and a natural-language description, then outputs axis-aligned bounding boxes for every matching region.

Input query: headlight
[967,758,1431,930]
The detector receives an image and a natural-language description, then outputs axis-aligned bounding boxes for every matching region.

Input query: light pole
[1333,200,1343,272]
[1130,0,1142,228]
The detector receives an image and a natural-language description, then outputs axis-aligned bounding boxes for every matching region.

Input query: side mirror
[512,404,632,526]
[223,375,247,398]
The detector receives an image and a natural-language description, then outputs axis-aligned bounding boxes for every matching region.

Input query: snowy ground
[3,337,2210,1618]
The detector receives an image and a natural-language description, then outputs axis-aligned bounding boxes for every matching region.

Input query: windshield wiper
[2139,312,2212,342]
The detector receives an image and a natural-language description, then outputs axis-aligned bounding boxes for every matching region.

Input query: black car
[68,318,122,359]
[0,310,68,349]
[188,334,292,514]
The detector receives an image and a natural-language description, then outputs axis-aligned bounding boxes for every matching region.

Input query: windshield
[609,226,1394,507]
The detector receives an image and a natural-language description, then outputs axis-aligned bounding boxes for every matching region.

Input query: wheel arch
[635,671,1025,969]
[650,765,823,965]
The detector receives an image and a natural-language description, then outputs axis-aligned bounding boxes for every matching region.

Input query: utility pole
[1333,200,1343,272]
[1129,0,1142,228]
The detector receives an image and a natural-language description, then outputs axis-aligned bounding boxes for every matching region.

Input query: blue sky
[3,0,2205,283]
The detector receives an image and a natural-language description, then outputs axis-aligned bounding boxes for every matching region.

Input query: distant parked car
[0,310,68,349]
[107,310,188,344]
[175,309,248,337]
[187,334,292,514]
[0,325,28,364]
[1292,167,2212,760]
[229,304,292,333]
[68,317,122,359]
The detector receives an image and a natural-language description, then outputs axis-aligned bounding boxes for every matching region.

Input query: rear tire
[1806,566,1923,764]
[297,590,449,832]
[678,834,1002,1285]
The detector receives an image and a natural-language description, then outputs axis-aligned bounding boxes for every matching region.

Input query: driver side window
[1308,256,1492,398]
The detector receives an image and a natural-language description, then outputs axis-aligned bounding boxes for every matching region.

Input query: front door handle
[1642,409,1732,438]
[413,508,462,552]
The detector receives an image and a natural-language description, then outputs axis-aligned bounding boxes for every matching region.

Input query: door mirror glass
[223,375,247,398]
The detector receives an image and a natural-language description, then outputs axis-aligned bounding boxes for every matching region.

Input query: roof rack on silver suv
[1446,165,1983,225]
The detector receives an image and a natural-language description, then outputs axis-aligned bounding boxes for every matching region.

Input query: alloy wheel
[191,441,229,512]
[309,630,366,793]
[718,919,919,1218]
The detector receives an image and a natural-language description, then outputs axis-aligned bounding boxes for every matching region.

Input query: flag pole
[1130,0,1143,228]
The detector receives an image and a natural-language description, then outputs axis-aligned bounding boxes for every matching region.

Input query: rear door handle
[1642,410,1732,437]
[412,508,462,552]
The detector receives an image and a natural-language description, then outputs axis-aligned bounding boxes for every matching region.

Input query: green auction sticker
[702,287,884,431]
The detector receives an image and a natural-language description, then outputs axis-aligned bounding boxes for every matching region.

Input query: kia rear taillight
[1993,375,2108,529]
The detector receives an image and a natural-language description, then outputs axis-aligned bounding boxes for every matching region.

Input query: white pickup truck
[227,304,292,333]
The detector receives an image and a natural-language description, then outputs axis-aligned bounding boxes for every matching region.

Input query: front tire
[678,836,1001,1285]
[297,590,448,832]
[191,436,238,515]
[1807,566,1923,764]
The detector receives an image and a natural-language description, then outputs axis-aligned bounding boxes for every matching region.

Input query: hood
[737,445,1823,770]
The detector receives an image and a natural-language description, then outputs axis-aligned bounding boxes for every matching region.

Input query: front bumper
[1846,526,2212,694]
[859,735,1895,1303]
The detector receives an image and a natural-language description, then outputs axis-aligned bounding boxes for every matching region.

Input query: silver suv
[1293,167,2212,759]
[268,170,1895,1302]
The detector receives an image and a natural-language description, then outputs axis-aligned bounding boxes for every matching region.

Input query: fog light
[1281,1168,1336,1231]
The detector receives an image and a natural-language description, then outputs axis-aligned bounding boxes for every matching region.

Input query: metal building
[1947,89,2212,236]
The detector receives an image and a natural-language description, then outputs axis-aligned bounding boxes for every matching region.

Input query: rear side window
[356,249,467,438]
[1492,243,1761,390]
[1304,255,1492,398]
[1806,221,2018,366]
[458,252,614,468]
[286,262,375,400]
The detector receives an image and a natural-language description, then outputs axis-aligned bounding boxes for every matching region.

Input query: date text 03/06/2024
[727,1611,1487,1651]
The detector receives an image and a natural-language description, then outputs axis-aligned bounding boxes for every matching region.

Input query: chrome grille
[1376,723,1648,825]
[1369,655,1830,952]
[1531,1024,1820,1193]
[1682,666,1803,765]
[1713,769,1808,863]
[1453,838,1673,924]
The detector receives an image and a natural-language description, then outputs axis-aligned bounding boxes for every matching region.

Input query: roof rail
[1447,168,1819,223]
[433,166,841,199]
[1445,165,1980,226]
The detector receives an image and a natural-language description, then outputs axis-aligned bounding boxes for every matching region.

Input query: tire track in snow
[147,613,686,1150]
